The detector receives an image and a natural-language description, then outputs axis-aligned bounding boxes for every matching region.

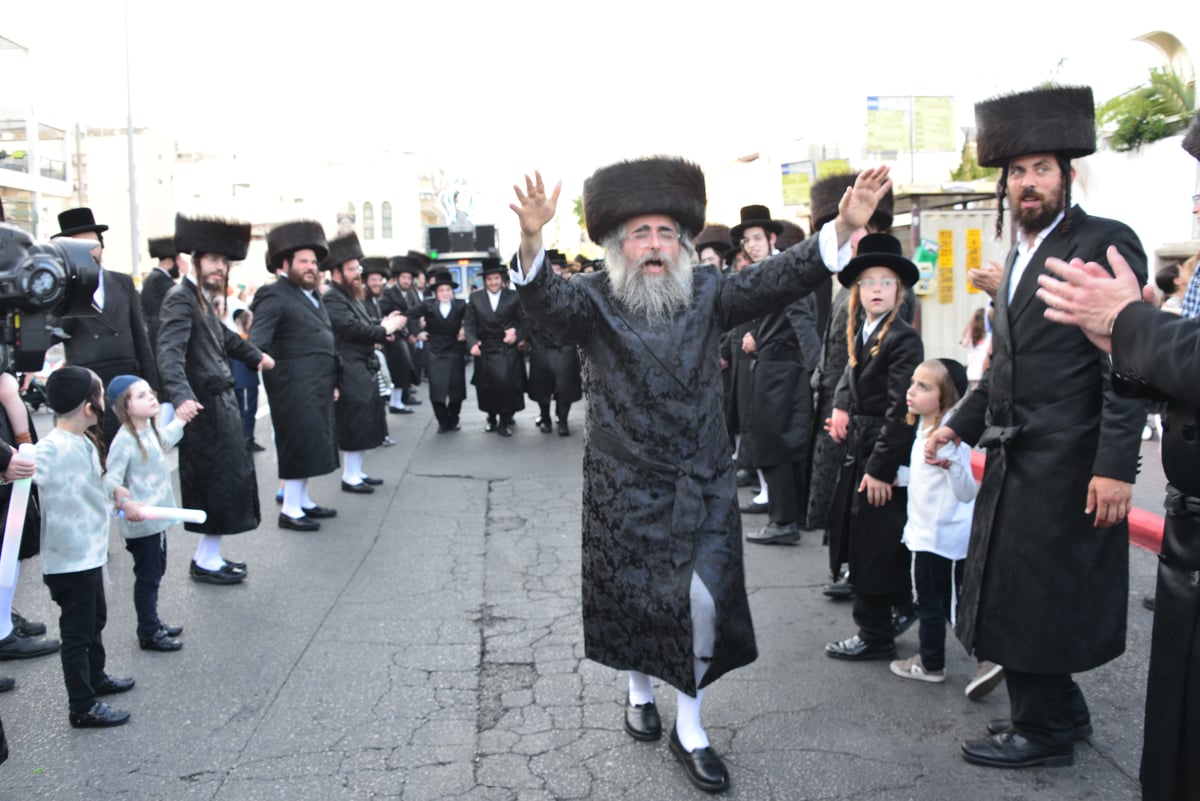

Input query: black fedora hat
[427,269,459,289]
[839,233,919,288]
[480,256,505,276]
[730,204,783,241]
[53,207,108,239]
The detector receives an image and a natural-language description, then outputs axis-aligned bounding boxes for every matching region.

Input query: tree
[1098,67,1196,153]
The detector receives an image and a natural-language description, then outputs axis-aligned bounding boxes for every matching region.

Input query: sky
[6,0,1192,194]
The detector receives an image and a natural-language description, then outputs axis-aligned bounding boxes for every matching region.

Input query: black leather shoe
[745,521,799,545]
[537,417,552,433]
[484,419,498,432]
[0,631,61,660]
[961,731,1074,768]
[557,420,570,436]
[249,441,266,453]
[360,476,383,486]
[497,424,512,437]
[159,624,183,638]
[823,582,854,600]
[825,634,895,661]
[738,501,768,514]
[389,406,414,415]
[669,727,730,793]
[402,397,423,406]
[893,605,917,636]
[12,609,47,637]
[986,719,1093,740]
[139,630,182,652]
[341,481,375,494]
[735,469,755,487]
[1142,594,1155,611]
[93,675,135,695]
[223,558,247,572]
[0,676,14,692]
[191,560,248,583]
[624,698,662,741]
[301,505,337,519]
[278,513,319,532]
[69,701,130,728]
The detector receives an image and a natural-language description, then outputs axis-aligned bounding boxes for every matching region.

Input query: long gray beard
[606,248,695,323]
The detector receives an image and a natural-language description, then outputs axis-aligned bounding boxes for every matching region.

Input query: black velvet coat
[516,239,834,694]
[1110,302,1200,801]
[380,283,416,389]
[324,282,388,452]
[950,208,1146,674]
[250,281,339,480]
[413,299,468,404]
[827,317,922,590]
[157,280,263,534]
[464,288,527,416]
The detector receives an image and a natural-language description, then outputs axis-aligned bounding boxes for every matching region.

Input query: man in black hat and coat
[1035,113,1200,801]
[251,221,340,532]
[526,251,582,435]
[927,85,1146,769]
[464,257,527,436]
[322,235,407,491]
[381,255,424,414]
[158,214,273,584]
[140,236,183,354]
[409,270,467,433]
[52,208,160,444]
[509,162,893,793]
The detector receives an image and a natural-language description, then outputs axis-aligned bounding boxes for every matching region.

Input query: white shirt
[487,289,502,312]
[1008,209,1065,302]
[902,412,978,560]
[439,300,452,318]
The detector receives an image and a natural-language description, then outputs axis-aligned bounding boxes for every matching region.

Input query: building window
[363,202,375,239]
[381,201,393,240]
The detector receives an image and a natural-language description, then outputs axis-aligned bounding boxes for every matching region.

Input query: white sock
[675,686,709,751]
[282,479,306,518]
[300,479,316,509]
[342,451,363,484]
[0,561,17,639]
[731,434,741,462]
[193,535,224,570]
[628,671,654,706]
[756,469,769,500]
[390,389,405,409]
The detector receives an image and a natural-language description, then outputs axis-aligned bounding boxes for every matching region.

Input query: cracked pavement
[0,403,1155,799]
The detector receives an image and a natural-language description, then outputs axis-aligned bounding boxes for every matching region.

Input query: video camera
[0,222,100,372]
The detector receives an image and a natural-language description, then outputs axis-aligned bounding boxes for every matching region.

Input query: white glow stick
[0,443,36,590]
[115,505,207,525]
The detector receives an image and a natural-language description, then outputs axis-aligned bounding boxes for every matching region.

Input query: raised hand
[510,171,562,237]
[837,166,892,233]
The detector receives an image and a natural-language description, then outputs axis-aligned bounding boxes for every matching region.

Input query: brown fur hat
[322,232,365,271]
[775,220,807,250]
[583,156,706,243]
[267,220,328,271]
[975,85,1096,168]
[810,172,894,233]
[695,223,732,255]
[360,257,390,278]
[1183,113,1200,161]
[173,214,251,261]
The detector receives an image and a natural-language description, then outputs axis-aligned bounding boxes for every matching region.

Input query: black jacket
[324,282,388,451]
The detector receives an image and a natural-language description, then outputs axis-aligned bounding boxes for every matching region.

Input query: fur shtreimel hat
[322,232,364,271]
[148,236,176,260]
[839,233,919,288]
[267,220,329,272]
[810,172,895,233]
[975,85,1096,168]
[406,250,432,270]
[361,257,390,279]
[173,214,252,261]
[730,204,783,241]
[390,255,424,277]
[583,156,706,244]
[1183,113,1200,161]
[694,224,732,255]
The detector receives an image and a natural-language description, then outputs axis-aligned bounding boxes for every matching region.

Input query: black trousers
[431,401,462,427]
[538,401,573,423]
[234,386,258,444]
[1005,669,1089,752]
[913,552,962,672]
[43,567,108,715]
[124,533,168,641]
[762,461,806,525]
[852,591,907,646]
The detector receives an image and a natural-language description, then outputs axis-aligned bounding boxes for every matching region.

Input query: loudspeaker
[428,226,451,252]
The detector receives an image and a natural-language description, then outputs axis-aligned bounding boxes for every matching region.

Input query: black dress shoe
[301,505,337,519]
[12,609,47,637]
[159,623,184,638]
[484,419,498,432]
[537,418,552,433]
[223,558,247,572]
[93,675,135,695]
[341,481,375,494]
[497,424,512,437]
[823,582,854,600]
[0,631,61,660]
[738,500,768,514]
[961,731,1074,768]
[278,513,320,531]
[0,676,14,692]
[249,441,266,453]
[557,420,570,436]
[735,469,755,487]
[986,719,1093,740]
[893,605,917,636]
[389,406,414,415]
[825,634,896,661]
[69,701,130,728]
[191,560,249,583]
[360,476,383,486]
[402,397,423,406]
[745,521,799,545]
[668,727,730,793]
[624,697,662,741]
[139,630,182,652]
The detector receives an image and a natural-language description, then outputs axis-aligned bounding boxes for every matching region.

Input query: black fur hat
[360,256,390,278]
[1183,113,1200,162]
[267,220,328,272]
[975,86,1096,168]
[730,205,783,241]
[695,224,732,255]
[406,250,432,270]
[583,156,706,243]
[148,236,176,260]
[173,214,252,261]
[390,255,424,277]
[322,232,365,271]
[810,172,894,233]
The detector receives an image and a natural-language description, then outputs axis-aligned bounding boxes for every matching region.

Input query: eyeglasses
[1193,194,1200,203]
[628,226,679,244]
[857,277,897,288]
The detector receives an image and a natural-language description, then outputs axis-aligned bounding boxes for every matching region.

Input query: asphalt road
[0,399,1164,800]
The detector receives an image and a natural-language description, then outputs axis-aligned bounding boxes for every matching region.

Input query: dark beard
[1014,187,1065,235]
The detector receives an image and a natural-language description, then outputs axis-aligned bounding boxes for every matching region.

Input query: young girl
[105,374,187,652]
[824,234,923,662]
[889,359,977,683]
[35,366,142,728]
